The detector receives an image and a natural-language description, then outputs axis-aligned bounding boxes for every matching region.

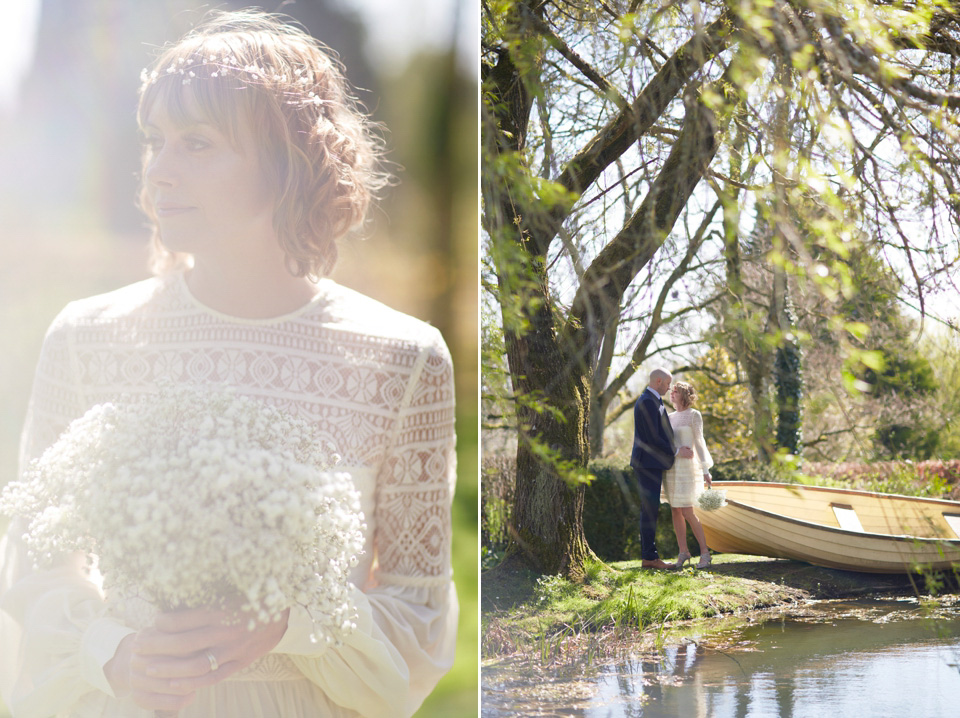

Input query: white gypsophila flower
[697,488,728,512]
[0,381,365,646]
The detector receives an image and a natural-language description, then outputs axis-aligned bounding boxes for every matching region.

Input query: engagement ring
[206,651,219,673]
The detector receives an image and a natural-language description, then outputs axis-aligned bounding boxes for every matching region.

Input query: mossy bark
[509,375,591,579]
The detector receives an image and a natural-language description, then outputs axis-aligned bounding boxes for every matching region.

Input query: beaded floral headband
[139,53,329,109]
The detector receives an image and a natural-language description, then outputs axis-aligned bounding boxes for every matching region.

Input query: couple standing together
[630,369,714,570]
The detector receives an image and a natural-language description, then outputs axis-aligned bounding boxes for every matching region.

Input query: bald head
[648,368,672,395]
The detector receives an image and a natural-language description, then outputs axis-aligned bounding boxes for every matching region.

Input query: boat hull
[694,481,960,573]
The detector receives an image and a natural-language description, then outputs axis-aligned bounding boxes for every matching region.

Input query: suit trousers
[634,465,664,561]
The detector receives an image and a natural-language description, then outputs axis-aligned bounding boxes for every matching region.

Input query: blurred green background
[0,1,477,716]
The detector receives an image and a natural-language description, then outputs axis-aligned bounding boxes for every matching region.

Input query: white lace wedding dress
[662,408,713,507]
[0,272,457,718]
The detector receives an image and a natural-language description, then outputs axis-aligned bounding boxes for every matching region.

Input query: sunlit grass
[482,555,800,662]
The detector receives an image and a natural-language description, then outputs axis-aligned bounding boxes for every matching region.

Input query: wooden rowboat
[694,481,960,573]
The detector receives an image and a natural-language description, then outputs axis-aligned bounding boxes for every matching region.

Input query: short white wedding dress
[0,272,457,718]
[662,408,713,507]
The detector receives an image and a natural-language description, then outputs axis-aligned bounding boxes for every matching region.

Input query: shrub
[916,460,960,497]
[583,461,683,561]
[481,456,515,568]
[802,459,960,499]
[481,457,690,566]
[582,461,637,560]
[709,459,793,483]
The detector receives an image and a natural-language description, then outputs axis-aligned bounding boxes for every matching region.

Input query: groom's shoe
[641,559,675,570]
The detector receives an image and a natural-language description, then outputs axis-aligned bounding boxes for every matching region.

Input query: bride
[663,381,714,569]
[0,10,456,717]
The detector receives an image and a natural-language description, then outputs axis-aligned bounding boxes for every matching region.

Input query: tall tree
[483,0,960,577]
[483,2,734,576]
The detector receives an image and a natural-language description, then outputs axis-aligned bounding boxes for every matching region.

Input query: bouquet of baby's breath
[697,488,727,512]
[0,382,364,645]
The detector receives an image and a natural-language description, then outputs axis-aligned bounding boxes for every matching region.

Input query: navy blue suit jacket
[629,388,676,472]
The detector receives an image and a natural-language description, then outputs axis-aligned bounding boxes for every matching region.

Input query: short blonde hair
[137,10,390,278]
[672,381,697,409]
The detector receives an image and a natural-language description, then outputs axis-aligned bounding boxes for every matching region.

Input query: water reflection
[482,599,960,717]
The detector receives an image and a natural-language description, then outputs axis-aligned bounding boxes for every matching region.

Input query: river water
[482,597,960,717]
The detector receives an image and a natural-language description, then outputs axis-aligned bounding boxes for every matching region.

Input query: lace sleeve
[277,329,457,717]
[374,332,456,588]
[1,313,136,717]
[692,410,714,472]
[17,310,86,468]
[366,330,457,714]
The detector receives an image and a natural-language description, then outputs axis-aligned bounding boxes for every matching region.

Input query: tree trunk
[482,5,595,578]
[510,365,592,578]
[588,396,606,460]
[496,238,594,577]
[588,314,619,458]
[771,61,803,457]
[774,338,803,454]
[721,106,774,462]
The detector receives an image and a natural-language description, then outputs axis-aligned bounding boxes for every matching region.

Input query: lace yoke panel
[20,275,457,588]
[668,408,712,471]
[668,408,698,430]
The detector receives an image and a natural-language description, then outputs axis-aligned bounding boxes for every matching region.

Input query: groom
[630,368,693,569]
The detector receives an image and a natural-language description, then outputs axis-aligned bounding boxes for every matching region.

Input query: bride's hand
[127,607,290,703]
[104,632,198,712]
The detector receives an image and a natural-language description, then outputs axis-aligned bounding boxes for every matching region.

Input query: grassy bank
[482,552,950,661]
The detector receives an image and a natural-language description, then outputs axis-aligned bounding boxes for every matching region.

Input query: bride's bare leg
[681,507,708,556]
[671,507,689,555]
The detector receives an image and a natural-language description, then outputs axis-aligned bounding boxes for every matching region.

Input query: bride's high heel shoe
[697,552,712,569]
[675,551,692,569]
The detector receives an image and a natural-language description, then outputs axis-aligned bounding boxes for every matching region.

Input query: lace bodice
[20,272,455,587]
[668,408,713,472]
[3,272,457,717]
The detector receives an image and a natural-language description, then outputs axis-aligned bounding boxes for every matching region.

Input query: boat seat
[944,514,960,539]
[831,503,865,532]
